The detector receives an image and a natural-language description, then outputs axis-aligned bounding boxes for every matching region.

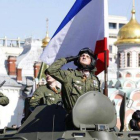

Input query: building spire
[131,0,135,19]
[42,18,50,48]
[114,0,140,46]
[133,0,135,10]
[46,18,49,37]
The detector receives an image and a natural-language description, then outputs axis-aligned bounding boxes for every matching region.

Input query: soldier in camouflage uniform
[29,74,61,109]
[0,92,9,106]
[46,48,100,113]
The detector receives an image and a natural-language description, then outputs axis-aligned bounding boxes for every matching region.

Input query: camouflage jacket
[0,92,9,106]
[46,58,100,112]
[29,84,61,108]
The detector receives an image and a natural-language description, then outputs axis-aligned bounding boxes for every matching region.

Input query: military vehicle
[0,91,140,140]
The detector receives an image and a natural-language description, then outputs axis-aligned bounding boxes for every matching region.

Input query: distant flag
[40,0,109,75]
[37,62,48,80]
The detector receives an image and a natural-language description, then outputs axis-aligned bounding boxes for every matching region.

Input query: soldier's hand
[65,55,79,63]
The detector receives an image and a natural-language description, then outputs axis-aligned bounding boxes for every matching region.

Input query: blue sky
[0,0,140,39]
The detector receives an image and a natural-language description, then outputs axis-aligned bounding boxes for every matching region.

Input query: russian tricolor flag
[40,0,109,75]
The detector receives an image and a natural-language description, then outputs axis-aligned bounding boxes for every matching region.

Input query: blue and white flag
[40,0,109,75]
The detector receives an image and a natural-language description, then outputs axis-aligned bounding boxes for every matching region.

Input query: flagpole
[104,50,108,96]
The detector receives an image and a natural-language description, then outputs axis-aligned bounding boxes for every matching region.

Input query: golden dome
[42,32,50,48]
[115,9,140,45]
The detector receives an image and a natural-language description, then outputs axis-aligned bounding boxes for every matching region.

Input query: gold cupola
[115,1,140,45]
[42,18,50,48]
[42,32,50,48]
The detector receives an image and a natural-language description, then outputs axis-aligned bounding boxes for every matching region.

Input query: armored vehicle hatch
[73,91,117,130]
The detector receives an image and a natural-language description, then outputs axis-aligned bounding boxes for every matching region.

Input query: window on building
[119,23,125,29]
[109,45,112,53]
[118,53,121,68]
[109,58,112,61]
[118,72,122,78]
[119,73,122,78]
[109,35,117,38]
[109,23,117,29]
[127,53,130,67]
[138,54,140,67]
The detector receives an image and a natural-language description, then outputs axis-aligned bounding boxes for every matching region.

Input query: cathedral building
[106,4,140,130]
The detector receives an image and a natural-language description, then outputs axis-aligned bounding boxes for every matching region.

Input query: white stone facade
[17,37,43,77]
[0,37,43,129]
[0,37,23,58]
[0,48,7,76]
[0,87,24,129]
[98,15,128,81]
[99,15,140,130]
[118,44,140,81]
[108,15,128,63]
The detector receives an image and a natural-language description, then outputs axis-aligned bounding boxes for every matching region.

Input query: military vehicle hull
[1,130,140,140]
[1,91,140,140]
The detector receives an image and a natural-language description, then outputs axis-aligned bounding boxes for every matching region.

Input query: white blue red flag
[40,0,109,75]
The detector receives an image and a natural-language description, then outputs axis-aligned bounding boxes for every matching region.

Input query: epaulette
[38,84,47,88]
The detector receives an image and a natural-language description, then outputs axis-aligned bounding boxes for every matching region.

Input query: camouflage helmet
[74,48,97,70]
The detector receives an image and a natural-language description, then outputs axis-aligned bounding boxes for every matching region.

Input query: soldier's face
[79,53,91,67]
[46,74,56,84]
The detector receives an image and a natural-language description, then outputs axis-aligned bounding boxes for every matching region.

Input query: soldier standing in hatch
[46,48,100,113]
[0,92,9,106]
[29,73,61,109]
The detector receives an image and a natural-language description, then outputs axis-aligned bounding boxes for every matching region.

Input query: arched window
[126,72,131,78]
[138,53,140,67]
[124,81,135,88]
[127,53,130,67]
[118,53,121,68]
[109,45,112,53]
[119,73,122,78]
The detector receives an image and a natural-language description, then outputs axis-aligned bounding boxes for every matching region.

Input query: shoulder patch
[31,96,35,99]
[39,85,46,87]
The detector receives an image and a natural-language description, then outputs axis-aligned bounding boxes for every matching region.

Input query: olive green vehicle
[0,91,140,140]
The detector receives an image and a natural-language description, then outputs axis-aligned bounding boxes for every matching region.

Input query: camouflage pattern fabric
[0,92,9,106]
[46,58,100,112]
[29,84,61,108]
